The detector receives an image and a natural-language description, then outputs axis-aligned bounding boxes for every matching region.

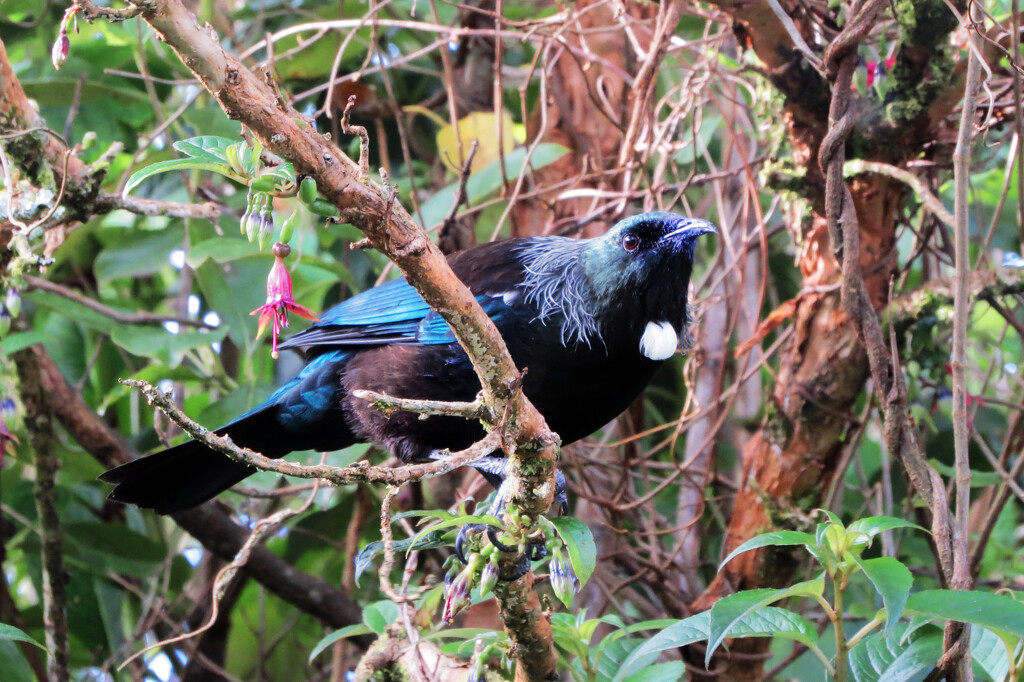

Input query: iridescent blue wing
[277,277,517,350]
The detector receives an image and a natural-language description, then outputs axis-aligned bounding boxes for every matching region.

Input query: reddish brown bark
[511,0,657,238]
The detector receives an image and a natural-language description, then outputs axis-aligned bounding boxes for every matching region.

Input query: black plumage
[100,211,716,513]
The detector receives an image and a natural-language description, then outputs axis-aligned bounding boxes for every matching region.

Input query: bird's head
[583,211,717,298]
[516,211,716,349]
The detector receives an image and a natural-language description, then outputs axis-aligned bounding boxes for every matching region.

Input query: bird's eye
[622,234,640,252]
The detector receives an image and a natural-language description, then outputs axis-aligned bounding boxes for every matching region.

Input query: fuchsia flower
[250,243,318,359]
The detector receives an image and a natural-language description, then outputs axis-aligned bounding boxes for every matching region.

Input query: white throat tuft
[639,321,678,361]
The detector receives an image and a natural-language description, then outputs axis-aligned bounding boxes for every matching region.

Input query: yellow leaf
[436,110,515,173]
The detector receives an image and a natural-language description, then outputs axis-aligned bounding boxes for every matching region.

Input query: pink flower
[250,244,318,358]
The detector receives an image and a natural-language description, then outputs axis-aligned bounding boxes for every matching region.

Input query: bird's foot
[453,523,531,580]
[438,450,569,578]
[554,468,568,517]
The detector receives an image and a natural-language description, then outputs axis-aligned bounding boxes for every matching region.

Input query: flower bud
[479,558,499,598]
[257,204,274,251]
[4,289,20,319]
[442,565,473,624]
[549,547,577,609]
[279,210,299,244]
[51,30,69,70]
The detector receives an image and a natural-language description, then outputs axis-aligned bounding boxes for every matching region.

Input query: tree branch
[12,347,70,682]
[84,0,560,673]
[28,345,370,639]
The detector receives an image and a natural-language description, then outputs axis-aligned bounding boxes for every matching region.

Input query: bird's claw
[454,523,489,564]
[486,526,517,553]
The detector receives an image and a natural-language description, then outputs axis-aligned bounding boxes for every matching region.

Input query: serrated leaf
[706,575,825,665]
[0,624,46,652]
[307,624,372,662]
[718,530,816,570]
[550,517,596,588]
[851,555,913,633]
[849,622,943,682]
[904,590,1024,637]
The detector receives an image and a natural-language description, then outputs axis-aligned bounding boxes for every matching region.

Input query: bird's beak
[664,218,718,242]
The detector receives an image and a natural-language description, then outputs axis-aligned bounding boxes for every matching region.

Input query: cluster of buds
[51,5,78,70]
[548,542,578,608]
[250,243,318,359]
[242,191,275,250]
[0,288,20,338]
[0,398,18,465]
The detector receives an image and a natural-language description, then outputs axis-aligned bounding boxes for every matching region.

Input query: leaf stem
[845,613,884,650]
[833,575,848,682]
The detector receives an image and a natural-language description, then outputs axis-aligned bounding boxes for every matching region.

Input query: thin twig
[352,388,492,421]
[340,95,370,183]
[948,9,984,673]
[121,379,499,486]
[25,276,217,329]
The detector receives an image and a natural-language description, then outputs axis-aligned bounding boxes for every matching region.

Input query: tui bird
[101,211,716,524]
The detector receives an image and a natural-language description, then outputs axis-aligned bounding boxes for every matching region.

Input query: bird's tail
[101,351,354,514]
[99,408,285,514]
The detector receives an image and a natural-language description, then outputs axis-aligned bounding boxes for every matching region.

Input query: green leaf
[550,517,597,588]
[849,623,943,682]
[193,259,255,353]
[928,459,1003,487]
[123,159,240,196]
[362,600,399,634]
[407,513,502,553]
[173,136,237,164]
[718,531,816,570]
[706,575,825,665]
[417,143,569,227]
[904,589,1024,638]
[851,555,913,633]
[723,606,819,647]
[623,661,685,682]
[186,237,259,267]
[94,224,185,284]
[846,516,927,543]
[110,325,226,367]
[307,624,372,662]
[971,626,1013,682]
[0,330,48,355]
[0,624,46,652]
[24,290,115,334]
[0,639,34,682]
[613,612,710,681]
[614,605,819,681]
[354,531,450,584]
